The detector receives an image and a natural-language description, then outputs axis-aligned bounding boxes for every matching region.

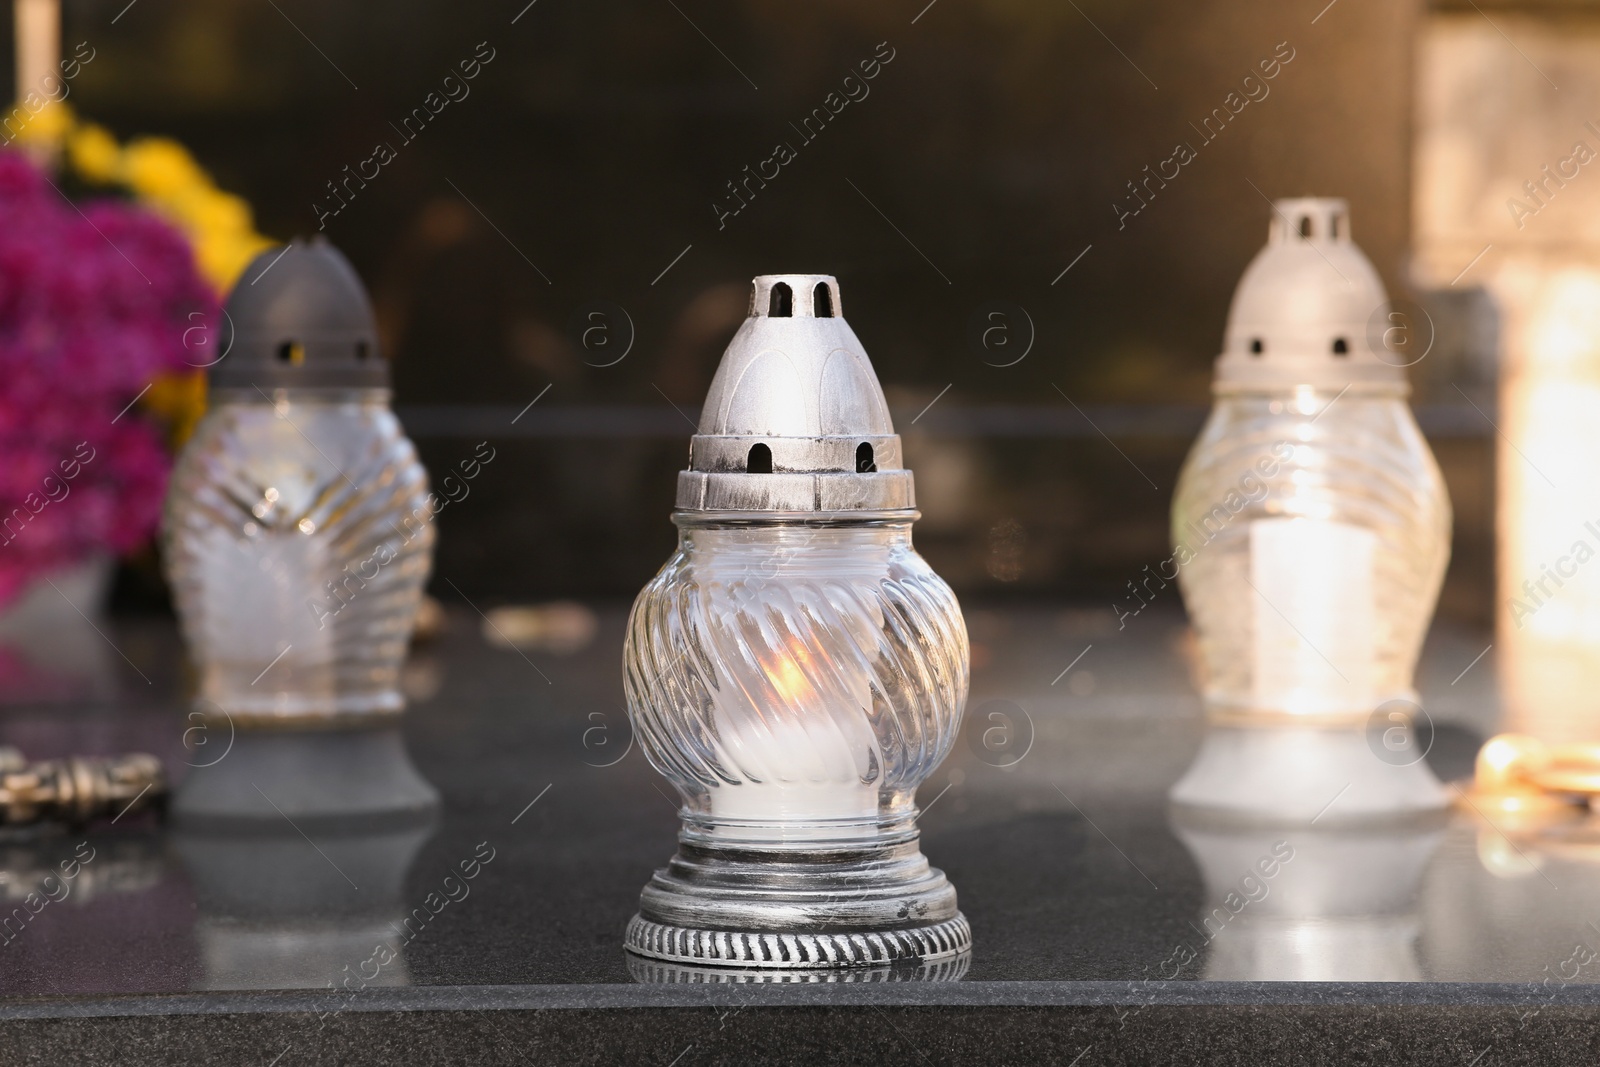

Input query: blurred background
[7,0,1599,625]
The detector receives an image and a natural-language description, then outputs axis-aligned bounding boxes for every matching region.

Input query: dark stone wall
[20,0,1493,614]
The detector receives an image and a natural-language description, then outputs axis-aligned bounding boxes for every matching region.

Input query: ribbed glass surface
[624,521,968,836]
[1171,389,1450,719]
[162,389,434,720]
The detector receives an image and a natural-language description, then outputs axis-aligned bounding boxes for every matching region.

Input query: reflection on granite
[0,605,1592,1010]
[174,819,434,991]
[0,833,164,907]
[1422,818,1600,984]
[1174,814,1445,981]
[0,827,191,998]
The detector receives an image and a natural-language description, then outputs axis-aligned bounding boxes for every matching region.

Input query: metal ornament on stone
[1455,734,1600,827]
[623,274,972,971]
[0,748,165,827]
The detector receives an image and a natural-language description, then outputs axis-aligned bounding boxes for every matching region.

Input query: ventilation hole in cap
[746,443,772,473]
[1298,216,1313,239]
[277,341,304,365]
[1332,337,1349,356]
[855,442,876,473]
[355,341,370,361]
[768,283,793,318]
[1249,338,1264,356]
[813,283,833,318]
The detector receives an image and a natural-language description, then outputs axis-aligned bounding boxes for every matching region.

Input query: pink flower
[0,150,218,606]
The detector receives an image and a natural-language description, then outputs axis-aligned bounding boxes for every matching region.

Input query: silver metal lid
[1214,198,1406,394]
[675,274,915,514]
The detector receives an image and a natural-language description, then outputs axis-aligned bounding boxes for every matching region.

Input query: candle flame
[766,638,819,707]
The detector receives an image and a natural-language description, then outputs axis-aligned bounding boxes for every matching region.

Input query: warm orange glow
[765,638,820,707]
[1499,267,1600,744]
[1414,17,1600,746]
[1476,733,1539,786]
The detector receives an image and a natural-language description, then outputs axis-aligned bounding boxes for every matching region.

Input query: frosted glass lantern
[164,239,437,821]
[623,274,972,971]
[1169,200,1452,819]
[165,239,433,723]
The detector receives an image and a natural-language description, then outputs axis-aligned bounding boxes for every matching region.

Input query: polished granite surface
[4,604,1600,1063]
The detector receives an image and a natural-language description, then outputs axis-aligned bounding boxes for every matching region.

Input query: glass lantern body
[624,516,969,845]
[163,387,435,722]
[1171,386,1450,721]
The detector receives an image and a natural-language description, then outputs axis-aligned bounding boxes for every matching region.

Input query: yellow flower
[66,122,122,183]
[10,98,73,146]
[195,232,274,295]
[144,371,208,449]
[121,137,207,201]
[184,189,253,234]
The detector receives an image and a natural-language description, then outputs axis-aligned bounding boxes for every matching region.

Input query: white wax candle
[1249,517,1377,715]
[708,638,879,838]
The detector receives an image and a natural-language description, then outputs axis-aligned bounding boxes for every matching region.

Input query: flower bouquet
[0,149,215,615]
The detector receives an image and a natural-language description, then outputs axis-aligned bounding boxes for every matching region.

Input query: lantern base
[1170,721,1449,823]
[173,724,439,827]
[625,832,970,969]
[626,946,971,984]
[625,913,971,970]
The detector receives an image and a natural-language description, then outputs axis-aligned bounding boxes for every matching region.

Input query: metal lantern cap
[675,273,915,514]
[212,237,388,391]
[1215,198,1405,394]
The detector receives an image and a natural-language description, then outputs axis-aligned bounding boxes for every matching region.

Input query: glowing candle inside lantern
[1248,516,1378,716]
[706,624,881,831]
[622,274,972,971]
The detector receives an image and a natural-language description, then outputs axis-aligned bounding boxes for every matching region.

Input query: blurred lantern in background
[164,239,438,822]
[1168,199,1453,820]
